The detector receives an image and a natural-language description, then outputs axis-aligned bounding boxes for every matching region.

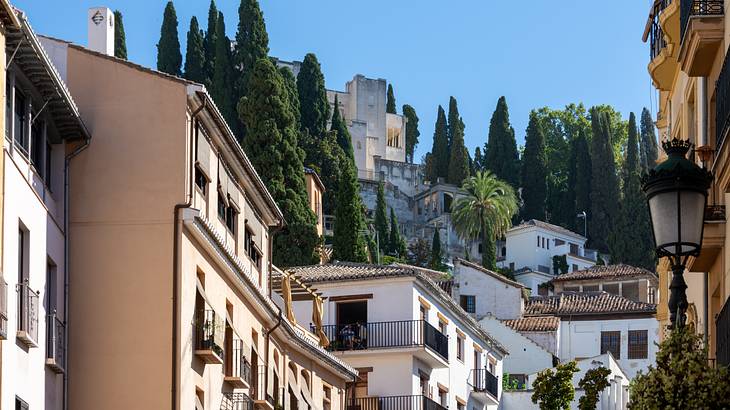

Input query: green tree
[402,104,420,163]
[473,147,484,173]
[521,112,547,221]
[552,255,568,275]
[452,171,518,269]
[234,0,269,132]
[589,109,620,254]
[630,327,730,409]
[578,367,611,410]
[388,208,406,257]
[531,361,579,410]
[571,130,592,233]
[592,105,628,170]
[279,67,300,128]
[210,12,236,130]
[183,16,205,83]
[237,58,319,266]
[386,84,396,114]
[297,53,330,149]
[156,1,182,76]
[330,94,354,159]
[447,97,470,186]
[429,229,443,270]
[333,159,368,262]
[640,107,659,172]
[429,105,449,182]
[113,10,127,60]
[374,182,389,252]
[408,238,431,267]
[203,0,218,86]
[485,96,520,189]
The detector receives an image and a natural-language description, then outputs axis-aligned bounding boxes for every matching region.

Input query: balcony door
[336,301,367,349]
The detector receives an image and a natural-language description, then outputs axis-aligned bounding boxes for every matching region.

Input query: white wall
[501,225,593,275]
[520,331,559,357]
[453,260,523,320]
[479,316,553,376]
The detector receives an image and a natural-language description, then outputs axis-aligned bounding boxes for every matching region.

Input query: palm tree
[452,171,518,269]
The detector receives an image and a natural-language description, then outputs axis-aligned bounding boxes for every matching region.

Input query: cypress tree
[156,1,182,76]
[589,109,620,254]
[473,147,484,173]
[237,58,319,266]
[210,13,236,130]
[388,208,406,257]
[333,158,368,263]
[113,10,127,60]
[183,17,205,83]
[429,229,443,270]
[386,84,396,114]
[374,182,389,252]
[203,0,218,86]
[485,96,520,188]
[447,97,470,186]
[521,111,547,220]
[403,104,420,163]
[571,130,592,234]
[234,0,269,132]
[279,67,300,128]
[429,105,449,182]
[297,53,330,140]
[330,94,354,159]
[641,107,659,171]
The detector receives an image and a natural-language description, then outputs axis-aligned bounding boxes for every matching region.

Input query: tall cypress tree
[203,0,218,86]
[447,97,469,186]
[386,84,396,114]
[183,17,205,83]
[388,208,406,257]
[521,112,547,220]
[485,96,520,188]
[640,108,659,172]
[330,94,354,159]
[374,182,389,252]
[156,1,182,76]
[210,13,236,130]
[403,104,420,163]
[297,53,331,163]
[234,0,269,132]
[571,130,592,235]
[279,67,300,128]
[333,158,368,263]
[589,108,620,254]
[473,147,484,173]
[237,58,319,266]
[429,229,443,270]
[113,10,127,60]
[429,105,449,182]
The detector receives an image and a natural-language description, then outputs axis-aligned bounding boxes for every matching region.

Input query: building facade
[551,264,659,304]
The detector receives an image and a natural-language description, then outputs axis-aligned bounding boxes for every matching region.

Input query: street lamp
[576,211,587,238]
[642,138,712,327]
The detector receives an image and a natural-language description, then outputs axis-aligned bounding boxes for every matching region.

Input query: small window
[603,283,620,296]
[583,285,599,292]
[509,262,515,271]
[420,304,428,321]
[628,330,648,359]
[30,120,43,171]
[14,88,26,152]
[460,295,476,314]
[457,403,465,410]
[601,331,621,359]
[195,168,207,195]
[457,335,464,361]
[225,205,237,233]
[572,264,579,272]
[323,385,332,410]
[622,281,640,302]
[217,193,226,220]
[5,79,12,139]
[438,388,447,407]
[45,142,52,186]
[536,236,540,247]
[438,320,447,335]
[501,247,506,257]
[564,286,579,292]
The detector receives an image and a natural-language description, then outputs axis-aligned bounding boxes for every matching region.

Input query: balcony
[0,279,7,340]
[16,281,39,347]
[318,320,449,367]
[221,393,254,410]
[679,0,724,75]
[195,309,224,365]
[648,0,680,90]
[468,369,499,405]
[717,296,730,366]
[225,339,252,389]
[46,310,65,373]
[347,395,446,410]
[251,365,283,410]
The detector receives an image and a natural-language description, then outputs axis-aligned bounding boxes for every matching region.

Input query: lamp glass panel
[648,191,678,253]
[679,190,705,253]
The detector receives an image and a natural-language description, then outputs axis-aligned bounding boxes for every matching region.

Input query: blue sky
[16,0,654,162]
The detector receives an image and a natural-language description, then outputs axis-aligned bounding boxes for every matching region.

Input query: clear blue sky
[16,0,654,162]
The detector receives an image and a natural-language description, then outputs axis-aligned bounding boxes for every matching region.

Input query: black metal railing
[717,296,730,366]
[46,310,65,372]
[469,369,499,398]
[221,393,254,410]
[681,0,724,43]
[226,339,252,383]
[717,51,730,151]
[347,395,446,410]
[252,365,282,407]
[649,0,671,60]
[317,320,448,360]
[195,309,224,358]
[0,279,7,339]
[17,280,39,344]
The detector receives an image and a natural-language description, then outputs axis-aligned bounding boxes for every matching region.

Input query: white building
[496,220,598,295]
[551,264,659,304]
[452,258,525,321]
[1,6,90,410]
[288,262,508,410]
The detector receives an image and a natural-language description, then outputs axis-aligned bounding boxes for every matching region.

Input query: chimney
[87,7,114,56]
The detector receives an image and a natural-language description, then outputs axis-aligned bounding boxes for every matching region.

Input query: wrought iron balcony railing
[469,368,499,398]
[717,295,730,366]
[681,0,724,43]
[649,0,671,60]
[716,51,730,151]
[0,279,7,340]
[347,395,446,410]
[46,310,65,373]
[317,320,448,360]
[225,339,252,387]
[16,280,39,346]
[195,309,225,364]
[221,393,254,410]
[251,365,283,408]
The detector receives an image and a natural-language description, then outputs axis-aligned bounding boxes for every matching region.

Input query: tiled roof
[511,219,585,240]
[455,258,525,288]
[552,264,658,283]
[524,292,656,316]
[503,316,560,332]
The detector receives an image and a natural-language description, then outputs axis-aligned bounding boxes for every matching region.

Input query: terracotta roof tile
[455,258,525,288]
[552,264,658,282]
[503,316,560,332]
[525,292,656,316]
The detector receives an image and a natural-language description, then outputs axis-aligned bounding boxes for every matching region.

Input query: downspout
[264,307,283,404]
[704,272,709,347]
[63,134,91,410]
[171,97,206,410]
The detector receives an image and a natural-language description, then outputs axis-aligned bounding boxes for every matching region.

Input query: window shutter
[217,161,229,204]
[196,125,211,180]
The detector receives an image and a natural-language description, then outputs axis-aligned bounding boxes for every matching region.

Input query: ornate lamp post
[642,138,713,327]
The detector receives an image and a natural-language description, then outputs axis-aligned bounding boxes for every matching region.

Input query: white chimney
[87,7,114,56]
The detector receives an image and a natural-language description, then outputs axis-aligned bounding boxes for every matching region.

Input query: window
[46,260,57,313]
[218,193,226,220]
[195,168,207,195]
[387,127,401,148]
[509,262,515,271]
[438,320,447,335]
[569,243,579,254]
[225,204,237,233]
[30,120,43,170]
[5,79,12,139]
[555,238,565,246]
[537,236,540,247]
[323,385,332,410]
[457,403,465,410]
[457,334,464,361]
[564,286,579,292]
[18,226,28,284]
[583,285,599,292]
[460,295,476,314]
[501,247,506,257]
[628,330,648,359]
[572,264,579,272]
[622,281,640,302]
[420,304,428,321]
[601,331,621,359]
[45,142,52,186]
[244,226,262,270]
[14,88,26,152]
[507,374,526,389]
[438,388,447,407]
[547,239,550,250]
[603,283,620,296]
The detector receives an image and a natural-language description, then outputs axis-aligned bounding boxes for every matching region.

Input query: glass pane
[680,191,705,253]
[648,191,678,253]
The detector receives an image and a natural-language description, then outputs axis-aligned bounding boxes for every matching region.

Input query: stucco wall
[479,316,553,376]
[453,261,523,320]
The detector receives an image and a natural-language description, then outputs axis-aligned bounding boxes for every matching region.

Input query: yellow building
[643,0,729,362]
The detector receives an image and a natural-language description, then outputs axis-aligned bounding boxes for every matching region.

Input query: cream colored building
[40,12,356,410]
[643,0,730,361]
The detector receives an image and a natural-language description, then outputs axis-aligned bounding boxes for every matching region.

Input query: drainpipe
[171,97,206,410]
[63,134,91,410]
[264,307,283,403]
[704,271,709,347]
[700,76,708,147]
